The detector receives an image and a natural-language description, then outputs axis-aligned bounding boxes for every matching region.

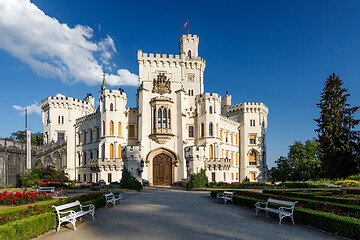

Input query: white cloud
[56,93,66,98]
[13,103,42,115]
[0,0,139,86]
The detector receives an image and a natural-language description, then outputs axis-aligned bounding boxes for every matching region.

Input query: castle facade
[39,34,268,185]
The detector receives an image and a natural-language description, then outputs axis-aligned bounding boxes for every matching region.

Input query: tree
[269,139,320,181]
[119,167,143,191]
[19,166,69,187]
[5,130,43,145]
[187,169,208,190]
[314,73,360,179]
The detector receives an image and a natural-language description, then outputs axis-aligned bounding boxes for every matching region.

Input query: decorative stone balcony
[205,158,231,171]
[88,158,123,172]
[149,128,174,144]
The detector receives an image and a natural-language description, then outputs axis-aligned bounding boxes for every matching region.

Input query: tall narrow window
[62,116,64,124]
[209,123,213,136]
[225,132,228,142]
[188,126,194,138]
[201,123,205,137]
[249,150,257,165]
[231,133,233,144]
[103,121,105,136]
[216,145,219,158]
[235,135,238,144]
[236,153,239,165]
[158,108,162,128]
[118,144,122,158]
[108,173,112,183]
[110,144,114,159]
[209,144,213,159]
[216,124,219,137]
[129,125,135,137]
[163,108,167,128]
[110,103,113,111]
[209,106,212,114]
[250,135,256,144]
[118,122,121,136]
[90,130,93,142]
[83,152,86,165]
[251,172,256,181]
[102,144,105,160]
[220,130,223,141]
[188,50,191,58]
[153,108,156,129]
[231,152,233,165]
[168,109,171,128]
[110,121,114,135]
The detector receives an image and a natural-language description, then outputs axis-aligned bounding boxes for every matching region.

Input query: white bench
[216,191,234,205]
[37,186,55,193]
[255,198,297,225]
[104,192,122,207]
[52,200,95,232]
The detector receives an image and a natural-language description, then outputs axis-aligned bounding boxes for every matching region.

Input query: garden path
[37,186,342,240]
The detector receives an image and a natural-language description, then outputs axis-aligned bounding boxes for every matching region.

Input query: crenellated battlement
[99,88,127,100]
[137,49,205,68]
[41,95,96,112]
[195,92,221,103]
[227,102,268,114]
[75,112,100,125]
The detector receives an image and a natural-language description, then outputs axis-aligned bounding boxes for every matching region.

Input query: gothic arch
[44,155,53,167]
[146,147,179,166]
[53,151,61,170]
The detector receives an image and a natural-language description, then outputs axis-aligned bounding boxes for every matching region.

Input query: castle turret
[221,92,231,116]
[180,34,199,58]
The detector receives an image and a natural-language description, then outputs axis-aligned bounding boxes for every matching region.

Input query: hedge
[0,195,106,240]
[211,190,360,239]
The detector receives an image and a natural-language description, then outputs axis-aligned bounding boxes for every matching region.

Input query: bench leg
[91,211,95,220]
[291,216,295,226]
[279,215,283,226]
[255,208,258,216]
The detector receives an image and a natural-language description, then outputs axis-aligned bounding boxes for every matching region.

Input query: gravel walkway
[37,186,342,240]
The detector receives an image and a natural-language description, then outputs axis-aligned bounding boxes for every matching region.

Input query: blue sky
[0,0,359,168]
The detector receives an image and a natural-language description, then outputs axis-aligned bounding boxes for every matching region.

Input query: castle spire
[101,73,107,91]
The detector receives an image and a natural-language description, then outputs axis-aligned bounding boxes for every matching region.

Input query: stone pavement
[37,186,342,240]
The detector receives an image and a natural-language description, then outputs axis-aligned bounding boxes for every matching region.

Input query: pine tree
[314,73,360,178]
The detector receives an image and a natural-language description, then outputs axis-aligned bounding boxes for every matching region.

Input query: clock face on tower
[187,74,194,82]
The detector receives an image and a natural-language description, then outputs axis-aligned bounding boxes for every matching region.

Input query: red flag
[182,21,188,30]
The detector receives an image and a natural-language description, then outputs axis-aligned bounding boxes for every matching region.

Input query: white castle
[39,34,268,185]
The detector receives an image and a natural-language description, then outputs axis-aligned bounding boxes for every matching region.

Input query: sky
[0,0,359,168]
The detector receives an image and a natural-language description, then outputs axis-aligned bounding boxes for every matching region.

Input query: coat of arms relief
[152,73,171,94]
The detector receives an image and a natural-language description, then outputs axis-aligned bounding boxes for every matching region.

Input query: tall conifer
[315,73,359,178]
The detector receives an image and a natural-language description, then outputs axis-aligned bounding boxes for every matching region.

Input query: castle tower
[179,34,199,58]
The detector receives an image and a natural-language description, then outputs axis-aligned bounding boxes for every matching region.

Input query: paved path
[37,187,341,240]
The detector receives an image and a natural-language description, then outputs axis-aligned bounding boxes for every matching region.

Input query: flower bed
[0,192,106,240]
[0,192,105,226]
[0,191,52,206]
[334,180,360,187]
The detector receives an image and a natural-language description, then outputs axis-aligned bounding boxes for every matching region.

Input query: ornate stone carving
[152,73,171,94]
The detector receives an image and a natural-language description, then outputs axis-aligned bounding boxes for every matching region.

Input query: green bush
[19,166,69,187]
[347,174,360,181]
[187,169,208,190]
[120,168,142,191]
[280,182,324,188]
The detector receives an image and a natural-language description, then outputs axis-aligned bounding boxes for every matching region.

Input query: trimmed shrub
[210,191,360,239]
[120,168,142,191]
[187,169,208,190]
[280,182,325,188]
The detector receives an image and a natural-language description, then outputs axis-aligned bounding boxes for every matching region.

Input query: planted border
[211,190,360,239]
[0,194,107,240]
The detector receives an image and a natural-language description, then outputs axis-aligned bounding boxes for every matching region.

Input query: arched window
[110,103,113,111]
[209,123,213,136]
[62,116,64,124]
[209,106,212,114]
[118,144,122,159]
[188,50,191,58]
[188,90,191,95]
[191,90,194,96]
[102,144,105,160]
[209,144,213,159]
[158,108,162,128]
[249,150,257,165]
[83,152,86,165]
[110,121,114,135]
[201,123,205,137]
[163,108,167,128]
[103,121,105,136]
[118,122,121,136]
[110,144,114,159]
[168,109,171,128]
[220,130,223,141]
[58,116,60,124]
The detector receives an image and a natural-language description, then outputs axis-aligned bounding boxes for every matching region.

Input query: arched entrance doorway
[153,153,172,185]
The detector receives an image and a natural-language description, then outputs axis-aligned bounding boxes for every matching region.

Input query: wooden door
[153,153,172,185]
